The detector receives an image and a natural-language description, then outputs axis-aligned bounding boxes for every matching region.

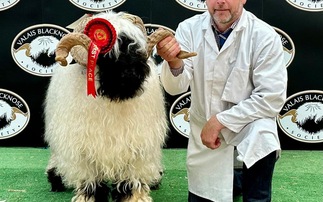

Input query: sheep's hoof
[115,184,152,202]
[72,194,95,202]
[122,192,152,202]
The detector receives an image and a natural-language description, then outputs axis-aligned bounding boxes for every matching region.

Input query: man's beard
[213,12,233,25]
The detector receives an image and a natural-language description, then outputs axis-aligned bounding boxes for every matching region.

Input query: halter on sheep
[44,11,196,202]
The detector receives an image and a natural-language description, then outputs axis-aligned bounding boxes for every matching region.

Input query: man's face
[206,0,246,28]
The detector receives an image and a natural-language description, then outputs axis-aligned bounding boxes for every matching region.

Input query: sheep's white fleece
[44,58,168,189]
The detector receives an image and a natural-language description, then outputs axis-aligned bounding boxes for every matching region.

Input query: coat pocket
[221,67,253,104]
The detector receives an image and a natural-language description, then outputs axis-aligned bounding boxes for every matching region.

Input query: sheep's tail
[55,33,91,66]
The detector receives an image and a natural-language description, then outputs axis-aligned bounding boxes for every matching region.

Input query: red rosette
[84,18,117,54]
[83,18,117,97]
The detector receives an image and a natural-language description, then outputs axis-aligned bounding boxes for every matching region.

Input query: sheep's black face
[96,33,150,102]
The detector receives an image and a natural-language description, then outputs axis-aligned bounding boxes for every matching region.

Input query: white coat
[160,9,288,202]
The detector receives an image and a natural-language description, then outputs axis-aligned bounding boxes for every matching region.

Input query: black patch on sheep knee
[79,182,111,201]
[111,181,133,202]
[96,33,150,102]
[47,167,66,192]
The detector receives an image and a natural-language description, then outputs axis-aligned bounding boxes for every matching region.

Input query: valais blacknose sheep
[43,11,195,202]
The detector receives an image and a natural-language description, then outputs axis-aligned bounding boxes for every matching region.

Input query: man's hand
[156,36,183,68]
[201,115,225,150]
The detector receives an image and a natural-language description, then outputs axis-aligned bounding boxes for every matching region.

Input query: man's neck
[213,16,241,33]
[215,23,233,33]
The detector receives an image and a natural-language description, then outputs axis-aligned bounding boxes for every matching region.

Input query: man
[157,0,288,201]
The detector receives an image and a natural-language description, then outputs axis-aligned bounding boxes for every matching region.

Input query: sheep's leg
[72,182,110,202]
[112,165,164,201]
[46,152,66,192]
[47,167,66,192]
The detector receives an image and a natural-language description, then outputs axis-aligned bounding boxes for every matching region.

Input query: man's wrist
[213,115,225,130]
[170,66,184,76]
[169,59,184,76]
[168,59,183,69]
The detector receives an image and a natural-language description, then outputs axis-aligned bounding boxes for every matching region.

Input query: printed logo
[69,0,126,12]
[145,24,175,75]
[286,0,323,12]
[274,27,295,68]
[176,0,207,12]
[0,0,19,11]
[0,89,30,140]
[11,24,72,77]
[277,90,323,143]
[169,92,191,138]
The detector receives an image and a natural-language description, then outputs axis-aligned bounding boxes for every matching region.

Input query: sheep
[43,11,196,202]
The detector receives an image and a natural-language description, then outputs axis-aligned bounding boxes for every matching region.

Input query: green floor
[0,148,322,202]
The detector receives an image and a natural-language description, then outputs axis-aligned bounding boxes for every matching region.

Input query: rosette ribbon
[84,18,117,97]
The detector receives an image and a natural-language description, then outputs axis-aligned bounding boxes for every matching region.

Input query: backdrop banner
[1,0,323,149]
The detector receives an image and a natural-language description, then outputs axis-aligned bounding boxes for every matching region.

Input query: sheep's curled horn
[55,33,91,66]
[55,13,196,66]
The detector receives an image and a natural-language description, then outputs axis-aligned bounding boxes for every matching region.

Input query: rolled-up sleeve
[160,61,191,96]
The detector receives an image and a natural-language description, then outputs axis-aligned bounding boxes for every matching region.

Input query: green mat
[0,148,322,202]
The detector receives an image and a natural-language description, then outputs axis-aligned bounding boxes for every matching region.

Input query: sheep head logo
[280,103,323,134]
[15,36,57,67]
[0,89,30,139]
[0,101,27,130]
[170,92,191,138]
[277,91,323,143]
[11,24,71,76]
